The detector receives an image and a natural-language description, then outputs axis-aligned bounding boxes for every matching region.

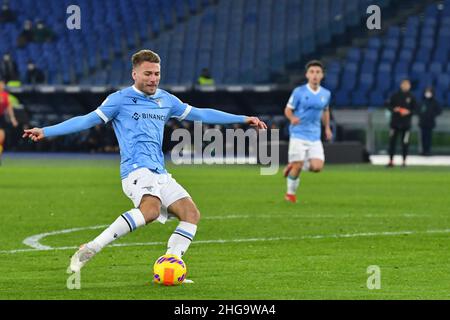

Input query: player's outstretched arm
[23,111,103,142]
[284,106,300,125]
[184,107,267,129]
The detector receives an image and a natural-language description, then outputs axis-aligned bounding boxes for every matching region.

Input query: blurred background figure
[0,2,16,23]
[25,61,45,84]
[419,87,442,156]
[16,19,34,48]
[387,79,418,167]
[197,67,215,86]
[33,20,55,43]
[0,79,19,162]
[0,53,19,84]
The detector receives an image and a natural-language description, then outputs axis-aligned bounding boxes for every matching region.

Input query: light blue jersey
[287,84,331,142]
[95,86,192,178]
[42,85,247,179]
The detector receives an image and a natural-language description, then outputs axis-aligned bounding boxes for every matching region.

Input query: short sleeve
[95,93,121,123]
[286,90,298,110]
[169,94,192,121]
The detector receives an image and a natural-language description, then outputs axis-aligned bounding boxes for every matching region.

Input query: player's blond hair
[132,50,161,68]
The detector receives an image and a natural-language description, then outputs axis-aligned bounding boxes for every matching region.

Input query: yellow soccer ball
[153,254,187,286]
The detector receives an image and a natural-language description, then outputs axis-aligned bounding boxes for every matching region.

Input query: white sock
[166,221,197,258]
[88,209,146,252]
[287,175,300,195]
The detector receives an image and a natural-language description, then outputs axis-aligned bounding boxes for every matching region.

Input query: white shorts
[288,138,325,163]
[121,168,191,224]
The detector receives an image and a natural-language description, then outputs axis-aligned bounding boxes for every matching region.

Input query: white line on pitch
[1,228,449,255]
[20,212,428,251]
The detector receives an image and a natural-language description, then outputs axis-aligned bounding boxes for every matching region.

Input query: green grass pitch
[0,157,449,299]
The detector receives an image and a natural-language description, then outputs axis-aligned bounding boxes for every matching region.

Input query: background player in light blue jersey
[283,60,333,203]
[23,50,267,278]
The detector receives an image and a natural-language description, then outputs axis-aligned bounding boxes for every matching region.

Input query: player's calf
[288,161,303,178]
[166,198,200,258]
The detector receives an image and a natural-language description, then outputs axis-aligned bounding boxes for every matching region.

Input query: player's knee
[140,208,160,224]
[310,164,323,173]
[139,195,162,223]
[180,206,200,225]
[139,203,161,223]
[186,208,201,225]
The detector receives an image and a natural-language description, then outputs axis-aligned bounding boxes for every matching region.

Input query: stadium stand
[0,0,216,85]
[327,1,450,107]
[1,0,449,154]
[1,0,395,88]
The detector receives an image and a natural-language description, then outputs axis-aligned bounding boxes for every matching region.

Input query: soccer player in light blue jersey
[283,60,333,203]
[23,50,267,278]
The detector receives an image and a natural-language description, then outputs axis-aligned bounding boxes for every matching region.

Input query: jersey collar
[132,85,159,98]
[306,83,321,95]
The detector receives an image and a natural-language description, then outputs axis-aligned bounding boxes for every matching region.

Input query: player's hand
[23,128,45,142]
[290,117,300,125]
[11,118,19,128]
[245,116,267,130]
[325,126,333,141]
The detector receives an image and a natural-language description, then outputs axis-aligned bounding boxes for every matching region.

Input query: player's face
[132,61,161,95]
[306,66,324,86]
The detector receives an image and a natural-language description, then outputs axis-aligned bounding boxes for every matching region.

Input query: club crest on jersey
[321,96,326,103]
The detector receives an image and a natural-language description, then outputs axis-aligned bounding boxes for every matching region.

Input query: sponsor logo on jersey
[132,112,165,121]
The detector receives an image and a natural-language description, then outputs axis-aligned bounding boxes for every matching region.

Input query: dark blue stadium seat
[436,74,450,92]
[367,37,382,50]
[380,48,396,63]
[323,72,340,91]
[429,62,443,76]
[346,48,362,62]
[411,62,426,80]
[352,91,368,106]
[369,90,386,107]
[402,37,417,50]
[334,90,350,107]
[359,73,374,92]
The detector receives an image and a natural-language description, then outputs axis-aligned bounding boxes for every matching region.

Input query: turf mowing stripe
[1,228,450,254]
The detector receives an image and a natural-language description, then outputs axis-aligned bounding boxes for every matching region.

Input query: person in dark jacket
[16,20,34,48]
[0,3,16,23]
[387,79,418,167]
[0,53,19,83]
[25,61,45,84]
[419,87,442,156]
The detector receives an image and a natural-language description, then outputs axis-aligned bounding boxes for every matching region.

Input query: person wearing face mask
[419,87,442,156]
[386,79,418,167]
